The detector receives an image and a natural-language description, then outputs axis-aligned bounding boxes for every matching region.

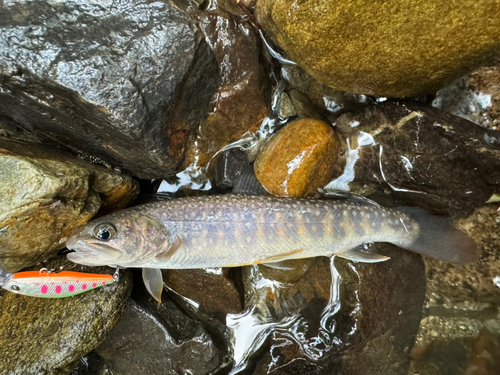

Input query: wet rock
[282,64,369,119]
[235,245,426,374]
[163,268,242,317]
[214,149,251,192]
[255,0,499,97]
[0,115,41,143]
[96,279,223,375]
[255,118,343,197]
[0,259,132,375]
[410,329,500,375]
[433,62,500,129]
[330,101,500,216]
[410,204,500,374]
[183,10,271,169]
[0,139,138,272]
[0,0,219,178]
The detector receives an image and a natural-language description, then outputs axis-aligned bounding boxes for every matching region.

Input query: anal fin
[336,246,390,263]
[142,268,164,303]
[257,249,304,266]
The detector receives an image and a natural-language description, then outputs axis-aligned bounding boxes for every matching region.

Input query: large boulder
[328,101,500,216]
[255,0,500,97]
[0,139,138,272]
[0,0,219,178]
[183,10,271,170]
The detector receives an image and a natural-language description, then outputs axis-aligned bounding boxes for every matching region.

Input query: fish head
[66,209,172,267]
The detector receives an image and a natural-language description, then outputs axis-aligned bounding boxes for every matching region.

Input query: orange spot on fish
[325,227,333,234]
[297,227,305,235]
[278,228,285,236]
[235,229,241,237]
[218,231,224,239]
[256,228,264,237]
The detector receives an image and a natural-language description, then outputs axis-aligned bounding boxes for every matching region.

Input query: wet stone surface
[255,0,499,97]
[0,0,219,178]
[183,9,271,170]
[235,245,426,375]
[410,204,500,375]
[0,259,132,375]
[0,138,138,272]
[331,101,500,216]
[433,61,500,129]
[255,118,344,197]
[95,277,224,375]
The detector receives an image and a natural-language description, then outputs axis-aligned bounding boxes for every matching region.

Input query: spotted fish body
[66,195,477,269]
[0,271,115,298]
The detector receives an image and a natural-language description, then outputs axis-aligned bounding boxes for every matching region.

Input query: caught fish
[66,195,478,302]
[0,266,116,298]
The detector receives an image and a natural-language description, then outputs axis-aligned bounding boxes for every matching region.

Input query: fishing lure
[0,265,118,298]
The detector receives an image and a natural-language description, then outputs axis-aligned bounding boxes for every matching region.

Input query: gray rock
[330,101,500,216]
[96,280,222,375]
[0,259,132,375]
[0,138,138,272]
[433,62,500,130]
[0,0,219,178]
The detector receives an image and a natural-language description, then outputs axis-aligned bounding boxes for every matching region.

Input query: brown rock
[244,245,426,375]
[0,139,138,272]
[163,268,242,317]
[254,118,343,197]
[330,101,500,216]
[255,0,500,97]
[183,10,271,170]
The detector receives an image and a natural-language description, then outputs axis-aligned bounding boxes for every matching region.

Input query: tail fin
[400,207,478,265]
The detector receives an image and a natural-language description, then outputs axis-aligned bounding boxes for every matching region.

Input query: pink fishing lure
[0,270,115,298]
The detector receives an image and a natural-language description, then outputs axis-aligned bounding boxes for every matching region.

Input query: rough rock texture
[409,204,500,375]
[239,246,426,374]
[255,0,500,97]
[0,0,219,178]
[255,118,344,197]
[0,259,132,375]
[0,139,138,272]
[433,62,500,129]
[183,10,271,170]
[96,279,223,375]
[330,101,500,216]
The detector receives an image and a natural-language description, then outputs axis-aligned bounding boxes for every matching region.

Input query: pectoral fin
[142,268,164,303]
[336,246,390,263]
[155,236,183,262]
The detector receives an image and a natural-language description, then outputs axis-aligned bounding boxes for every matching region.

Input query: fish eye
[93,223,117,241]
[11,285,20,291]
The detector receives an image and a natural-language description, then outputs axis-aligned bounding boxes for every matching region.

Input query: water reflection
[227,256,343,373]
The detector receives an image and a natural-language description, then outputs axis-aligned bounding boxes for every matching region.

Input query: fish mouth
[66,241,124,265]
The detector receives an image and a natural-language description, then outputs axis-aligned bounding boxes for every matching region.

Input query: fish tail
[399,207,478,265]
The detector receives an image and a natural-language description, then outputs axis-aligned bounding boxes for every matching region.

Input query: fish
[65,195,478,302]
[0,266,115,298]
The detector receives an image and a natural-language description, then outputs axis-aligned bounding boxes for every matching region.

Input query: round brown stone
[254,118,342,197]
[255,0,500,97]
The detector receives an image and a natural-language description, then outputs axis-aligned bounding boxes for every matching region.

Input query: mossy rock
[256,0,500,97]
